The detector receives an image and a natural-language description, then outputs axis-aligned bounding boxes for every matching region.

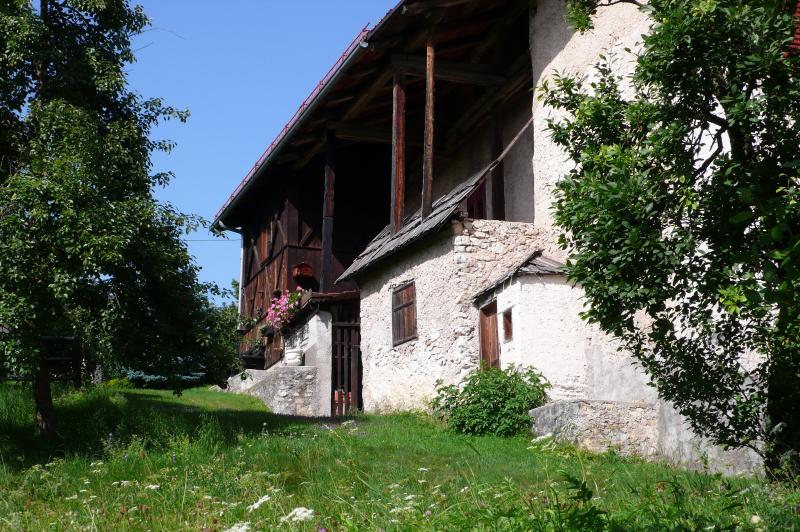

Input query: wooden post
[391,72,406,234]
[320,131,336,293]
[490,105,506,220]
[421,36,435,218]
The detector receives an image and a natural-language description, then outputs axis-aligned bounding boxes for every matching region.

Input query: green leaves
[549,0,800,474]
[0,1,212,389]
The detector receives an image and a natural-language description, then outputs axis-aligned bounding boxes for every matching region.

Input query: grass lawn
[0,384,798,530]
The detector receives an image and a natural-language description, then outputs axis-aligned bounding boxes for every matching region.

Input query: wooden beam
[294,69,393,170]
[402,0,474,15]
[392,54,506,86]
[421,37,435,218]
[490,105,505,220]
[320,131,336,293]
[445,57,532,152]
[329,121,422,146]
[391,72,406,235]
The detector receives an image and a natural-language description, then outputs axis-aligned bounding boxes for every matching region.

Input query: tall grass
[1,384,799,530]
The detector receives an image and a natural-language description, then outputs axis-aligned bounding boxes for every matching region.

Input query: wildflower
[246,495,271,513]
[171,452,177,463]
[145,484,160,490]
[388,483,400,489]
[424,510,432,517]
[124,453,129,461]
[224,522,250,532]
[89,461,104,467]
[459,486,470,494]
[403,494,416,501]
[280,507,315,522]
[65,495,78,500]
[750,515,762,524]
[418,467,429,472]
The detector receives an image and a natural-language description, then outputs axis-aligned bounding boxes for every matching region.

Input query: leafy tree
[0,0,220,437]
[545,0,800,476]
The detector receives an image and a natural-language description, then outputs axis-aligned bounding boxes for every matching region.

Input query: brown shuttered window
[392,282,417,346]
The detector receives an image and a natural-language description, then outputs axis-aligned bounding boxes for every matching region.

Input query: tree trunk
[32,355,56,438]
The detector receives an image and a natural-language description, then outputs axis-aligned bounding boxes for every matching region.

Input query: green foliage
[0,0,240,410]
[1,384,798,529]
[432,364,549,436]
[545,0,800,475]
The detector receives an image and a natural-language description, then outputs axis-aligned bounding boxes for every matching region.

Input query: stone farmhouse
[212,0,764,473]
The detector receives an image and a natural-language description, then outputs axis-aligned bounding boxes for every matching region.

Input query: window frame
[391,281,418,347]
[502,308,513,342]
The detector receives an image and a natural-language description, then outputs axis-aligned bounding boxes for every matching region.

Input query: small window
[392,282,417,346]
[503,309,513,342]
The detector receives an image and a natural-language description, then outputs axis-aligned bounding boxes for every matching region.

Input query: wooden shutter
[392,282,417,346]
[480,302,500,368]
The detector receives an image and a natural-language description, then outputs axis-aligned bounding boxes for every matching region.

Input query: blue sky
[128,1,398,293]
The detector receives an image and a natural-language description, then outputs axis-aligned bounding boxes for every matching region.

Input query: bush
[432,364,549,436]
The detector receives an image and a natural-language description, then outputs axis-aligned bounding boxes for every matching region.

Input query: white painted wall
[530,0,650,233]
[494,275,656,402]
[359,220,554,411]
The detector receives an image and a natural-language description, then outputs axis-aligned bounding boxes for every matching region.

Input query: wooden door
[479,302,500,369]
[332,321,362,416]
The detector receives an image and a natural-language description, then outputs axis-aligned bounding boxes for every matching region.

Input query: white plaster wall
[494,275,656,402]
[359,219,553,411]
[530,0,650,232]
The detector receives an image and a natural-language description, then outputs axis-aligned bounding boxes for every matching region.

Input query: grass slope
[0,384,798,530]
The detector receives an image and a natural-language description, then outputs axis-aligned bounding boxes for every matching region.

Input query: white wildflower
[388,483,400,489]
[418,467,429,472]
[91,469,102,474]
[224,522,251,532]
[246,495,271,513]
[750,515,762,524]
[203,495,213,500]
[459,486,470,494]
[89,461,104,467]
[403,494,416,501]
[64,495,78,501]
[145,484,160,490]
[280,507,315,522]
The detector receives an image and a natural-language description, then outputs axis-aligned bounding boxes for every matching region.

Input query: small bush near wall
[432,365,549,436]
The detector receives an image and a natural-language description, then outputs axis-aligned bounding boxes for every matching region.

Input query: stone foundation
[531,400,762,474]
[531,400,659,457]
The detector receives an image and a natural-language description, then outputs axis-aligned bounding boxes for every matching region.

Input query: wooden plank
[421,36,435,219]
[490,105,505,220]
[320,131,336,293]
[392,54,506,86]
[329,122,423,146]
[294,70,394,170]
[391,72,406,234]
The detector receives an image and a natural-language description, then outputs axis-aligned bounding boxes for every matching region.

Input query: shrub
[432,364,549,436]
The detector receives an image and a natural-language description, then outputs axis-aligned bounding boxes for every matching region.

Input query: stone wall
[531,400,762,474]
[226,310,333,417]
[359,219,549,411]
[532,400,660,458]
